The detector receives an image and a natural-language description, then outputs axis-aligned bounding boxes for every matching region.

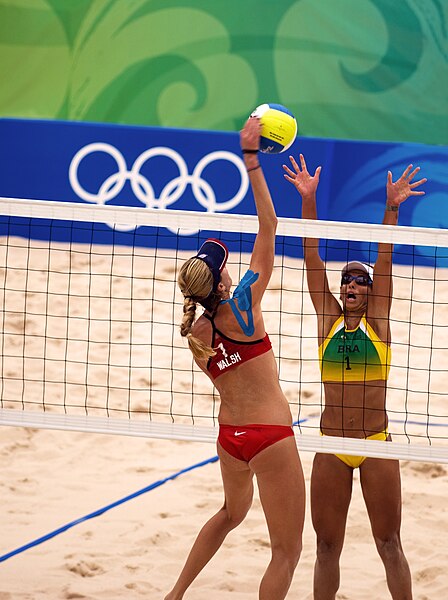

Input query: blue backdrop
[0,118,447,265]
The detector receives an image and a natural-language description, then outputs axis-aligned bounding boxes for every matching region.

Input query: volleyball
[250,103,297,154]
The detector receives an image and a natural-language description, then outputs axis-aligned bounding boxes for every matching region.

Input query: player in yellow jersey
[284,155,426,600]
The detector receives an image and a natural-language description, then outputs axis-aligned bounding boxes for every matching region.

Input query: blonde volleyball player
[283,155,426,600]
[165,117,305,599]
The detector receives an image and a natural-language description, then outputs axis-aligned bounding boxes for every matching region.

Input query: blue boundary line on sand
[389,418,448,427]
[0,455,219,563]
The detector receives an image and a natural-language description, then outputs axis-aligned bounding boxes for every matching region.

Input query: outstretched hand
[387,165,426,207]
[240,116,261,152]
[283,154,321,197]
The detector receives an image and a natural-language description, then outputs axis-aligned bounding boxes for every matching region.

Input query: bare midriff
[213,351,293,427]
[320,379,388,438]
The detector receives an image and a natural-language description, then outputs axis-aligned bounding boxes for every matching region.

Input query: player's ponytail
[178,258,217,360]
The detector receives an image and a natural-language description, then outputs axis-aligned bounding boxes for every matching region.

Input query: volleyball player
[164,117,305,600]
[283,154,426,600]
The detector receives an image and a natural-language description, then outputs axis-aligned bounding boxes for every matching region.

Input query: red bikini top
[203,314,272,379]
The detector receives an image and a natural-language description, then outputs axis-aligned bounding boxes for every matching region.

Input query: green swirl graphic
[0,0,70,118]
[340,0,423,92]
[274,0,447,143]
[69,2,258,129]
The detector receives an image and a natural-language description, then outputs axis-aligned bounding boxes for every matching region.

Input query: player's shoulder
[192,312,213,338]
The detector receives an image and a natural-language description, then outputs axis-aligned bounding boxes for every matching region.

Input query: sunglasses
[341,273,372,286]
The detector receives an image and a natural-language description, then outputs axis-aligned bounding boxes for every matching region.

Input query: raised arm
[283,154,340,320]
[240,117,278,306]
[372,165,426,318]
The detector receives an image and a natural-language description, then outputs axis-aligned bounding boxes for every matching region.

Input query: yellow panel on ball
[250,103,298,154]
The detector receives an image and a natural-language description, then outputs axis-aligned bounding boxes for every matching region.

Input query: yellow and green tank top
[319,315,391,382]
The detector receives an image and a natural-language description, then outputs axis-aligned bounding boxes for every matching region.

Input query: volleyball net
[0,197,447,463]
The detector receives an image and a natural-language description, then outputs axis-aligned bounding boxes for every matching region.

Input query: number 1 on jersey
[218,342,228,359]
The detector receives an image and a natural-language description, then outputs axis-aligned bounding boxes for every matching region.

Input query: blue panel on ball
[260,136,284,154]
[268,103,294,117]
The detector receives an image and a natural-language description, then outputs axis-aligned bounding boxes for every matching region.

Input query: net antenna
[0,197,447,464]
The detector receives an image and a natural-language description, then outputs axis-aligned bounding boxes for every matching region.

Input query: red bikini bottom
[218,423,294,462]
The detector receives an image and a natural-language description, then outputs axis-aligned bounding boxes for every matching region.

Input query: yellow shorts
[322,430,389,469]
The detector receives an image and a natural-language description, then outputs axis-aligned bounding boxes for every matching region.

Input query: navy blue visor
[195,239,229,292]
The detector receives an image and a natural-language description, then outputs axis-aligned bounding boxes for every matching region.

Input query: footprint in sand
[63,591,88,599]
[250,538,270,549]
[65,560,105,577]
[142,531,173,545]
[415,566,445,582]
[408,462,447,478]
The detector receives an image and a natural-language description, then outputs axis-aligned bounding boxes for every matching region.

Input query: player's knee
[226,510,247,529]
[222,502,251,528]
[271,536,302,570]
[316,538,343,562]
[375,533,403,561]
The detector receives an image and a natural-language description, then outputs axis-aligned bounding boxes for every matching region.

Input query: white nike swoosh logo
[234,431,246,436]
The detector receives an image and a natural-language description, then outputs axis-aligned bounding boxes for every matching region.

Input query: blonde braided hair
[178,258,217,360]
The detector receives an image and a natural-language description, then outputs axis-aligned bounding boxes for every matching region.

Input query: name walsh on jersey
[217,352,242,371]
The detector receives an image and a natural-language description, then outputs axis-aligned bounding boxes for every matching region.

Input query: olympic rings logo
[69,143,249,232]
